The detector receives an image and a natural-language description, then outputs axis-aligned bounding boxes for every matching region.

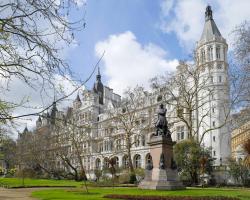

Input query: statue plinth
[139,135,185,190]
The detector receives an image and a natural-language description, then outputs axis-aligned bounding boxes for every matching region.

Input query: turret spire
[205,5,213,21]
[200,5,222,42]
[96,66,101,81]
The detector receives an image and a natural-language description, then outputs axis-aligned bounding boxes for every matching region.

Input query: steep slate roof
[200,5,222,41]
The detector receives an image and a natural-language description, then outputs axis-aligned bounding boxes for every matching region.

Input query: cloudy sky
[70,0,250,94]
[6,0,250,133]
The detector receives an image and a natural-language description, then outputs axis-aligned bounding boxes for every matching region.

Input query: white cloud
[160,0,250,51]
[1,73,80,137]
[160,0,174,16]
[95,31,178,95]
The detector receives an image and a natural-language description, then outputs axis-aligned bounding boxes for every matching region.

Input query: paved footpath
[0,188,42,200]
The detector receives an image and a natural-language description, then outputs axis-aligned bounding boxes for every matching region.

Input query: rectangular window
[216,46,220,59]
[134,135,140,147]
[213,150,216,156]
[213,121,216,127]
[177,132,180,140]
[208,46,213,61]
[201,49,205,63]
[177,126,185,140]
[210,76,213,83]
[116,139,121,150]
[213,136,216,142]
[181,131,184,139]
[219,76,222,82]
[141,135,146,146]
[212,107,215,113]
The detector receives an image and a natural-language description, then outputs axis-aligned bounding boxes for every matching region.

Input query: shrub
[0,167,5,175]
[94,169,102,182]
[119,173,130,184]
[15,168,36,178]
[134,168,145,180]
[8,168,17,176]
[129,173,137,184]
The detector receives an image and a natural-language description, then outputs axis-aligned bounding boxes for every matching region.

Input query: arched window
[96,158,101,169]
[145,153,152,166]
[134,154,141,168]
[122,155,129,169]
[111,157,119,168]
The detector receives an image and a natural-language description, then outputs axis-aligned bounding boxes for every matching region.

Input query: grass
[0,177,83,188]
[32,187,250,200]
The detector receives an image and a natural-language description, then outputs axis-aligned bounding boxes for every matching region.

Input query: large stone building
[34,6,231,174]
[231,108,250,163]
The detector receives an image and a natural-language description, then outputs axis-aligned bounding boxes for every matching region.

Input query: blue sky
[67,0,185,90]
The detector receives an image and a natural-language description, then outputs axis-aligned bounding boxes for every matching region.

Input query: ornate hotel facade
[34,6,231,174]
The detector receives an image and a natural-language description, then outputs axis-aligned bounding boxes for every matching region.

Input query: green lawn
[0,177,83,188]
[32,187,250,200]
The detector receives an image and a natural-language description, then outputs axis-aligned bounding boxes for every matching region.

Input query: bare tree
[50,110,91,182]
[0,0,86,121]
[0,135,16,170]
[151,61,230,144]
[107,86,151,179]
[231,21,250,111]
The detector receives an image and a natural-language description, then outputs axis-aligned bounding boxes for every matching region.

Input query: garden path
[0,188,41,200]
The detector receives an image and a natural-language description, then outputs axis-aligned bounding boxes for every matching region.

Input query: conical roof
[38,116,42,122]
[93,67,104,94]
[23,126,29,134]
[200,6,222,42]
[75,93,81,102]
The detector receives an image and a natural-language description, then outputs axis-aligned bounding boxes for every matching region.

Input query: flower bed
[103,194,240,200]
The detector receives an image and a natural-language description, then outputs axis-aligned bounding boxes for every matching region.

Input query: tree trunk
[127,137,135,174]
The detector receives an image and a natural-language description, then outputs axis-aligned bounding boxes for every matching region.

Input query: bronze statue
[153,104,171,138]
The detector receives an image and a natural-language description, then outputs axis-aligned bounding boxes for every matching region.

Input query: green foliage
[228,159,250,186]
[174,139,213,185]
[0,166,4,175]
[129,173,137,184]
[7,168,16,176]
[94,169,102,182]
[0,136,16,170]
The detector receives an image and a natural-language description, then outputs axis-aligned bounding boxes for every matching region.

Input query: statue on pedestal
[153,104,171,138]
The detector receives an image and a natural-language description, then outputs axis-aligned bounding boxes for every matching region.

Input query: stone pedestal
[139,135,185,190]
